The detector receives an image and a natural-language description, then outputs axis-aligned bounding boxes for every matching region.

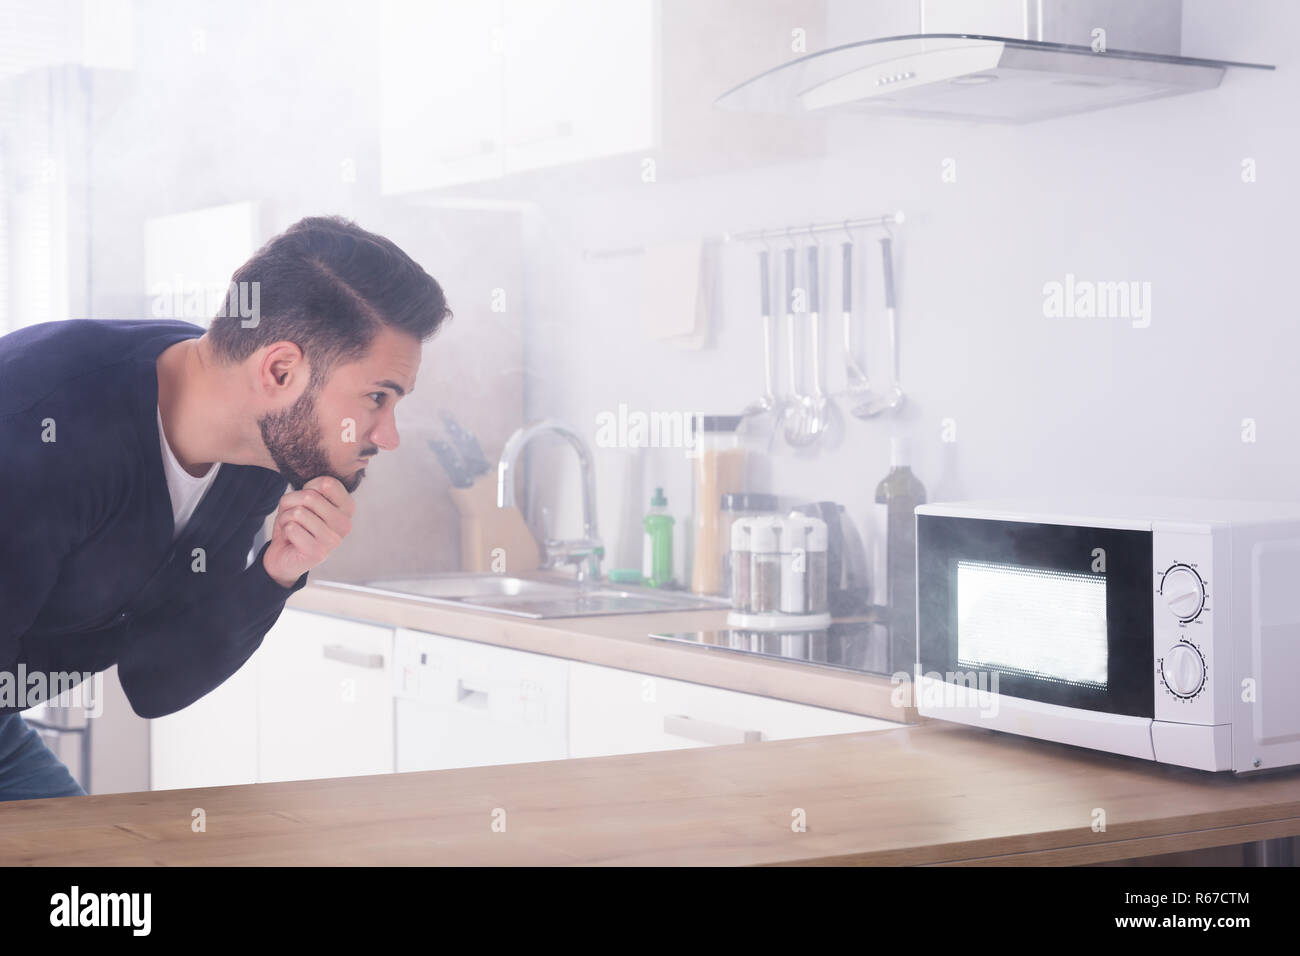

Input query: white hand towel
[641,237,715,349]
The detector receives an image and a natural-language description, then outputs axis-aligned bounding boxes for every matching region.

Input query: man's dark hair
[207,215,451,384]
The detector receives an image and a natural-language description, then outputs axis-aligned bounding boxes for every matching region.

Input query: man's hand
[262,476,355,588]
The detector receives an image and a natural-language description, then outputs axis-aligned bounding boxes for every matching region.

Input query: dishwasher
[393,629,568,773]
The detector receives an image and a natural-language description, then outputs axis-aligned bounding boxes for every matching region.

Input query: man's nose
[370,416,400,452]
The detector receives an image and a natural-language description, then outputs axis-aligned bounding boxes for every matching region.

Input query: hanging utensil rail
[723,210,903,244]
[582,211,903,259]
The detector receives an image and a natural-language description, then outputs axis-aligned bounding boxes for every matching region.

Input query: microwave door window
[957,562,1108,689]
[916,515,1153,718]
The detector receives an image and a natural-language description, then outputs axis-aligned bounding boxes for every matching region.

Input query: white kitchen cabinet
[379,0,823,192]
[380,0,653,193]
[394,628,568,772]
[150,609,394,790]
[379,0,508,192]
[151,613,897,789]
[149,648,260,791]
[255,609,395,784]
[568,660,899,759]
[498,0,654,177]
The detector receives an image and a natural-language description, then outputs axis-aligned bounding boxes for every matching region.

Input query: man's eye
[368,392,386,406]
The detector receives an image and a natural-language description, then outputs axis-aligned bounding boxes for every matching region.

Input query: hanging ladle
[855,236,906,417]
[740,247,779,419]
[780,244,819,446]
[841,233,877,414]
[801,242,834,443]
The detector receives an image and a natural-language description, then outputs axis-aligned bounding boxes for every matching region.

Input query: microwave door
[917,515,1154,719]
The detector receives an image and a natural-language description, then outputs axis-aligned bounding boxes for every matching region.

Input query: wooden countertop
[289,581,914,723]
[6,721,1300,865]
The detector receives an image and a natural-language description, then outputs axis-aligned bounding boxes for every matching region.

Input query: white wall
[518,0,1299,577]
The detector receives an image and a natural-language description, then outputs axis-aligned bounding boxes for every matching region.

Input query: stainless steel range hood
[714,0,1273,124]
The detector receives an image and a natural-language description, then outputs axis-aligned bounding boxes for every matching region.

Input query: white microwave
[914,497,1300,773]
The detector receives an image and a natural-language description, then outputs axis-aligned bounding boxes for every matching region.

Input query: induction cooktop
[649,619,889,675]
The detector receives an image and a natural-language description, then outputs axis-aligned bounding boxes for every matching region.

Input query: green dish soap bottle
[642,487,674,588]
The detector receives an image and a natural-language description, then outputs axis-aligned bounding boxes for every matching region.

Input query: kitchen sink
[321,573,729,619]
[350,573,575,600]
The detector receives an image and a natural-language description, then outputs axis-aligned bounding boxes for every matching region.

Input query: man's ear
[260,341,308,396]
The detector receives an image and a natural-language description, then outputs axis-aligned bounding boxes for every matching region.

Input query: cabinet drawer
[569,661,898,759]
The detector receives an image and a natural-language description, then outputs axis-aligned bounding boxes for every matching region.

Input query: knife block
[447,473,542,574]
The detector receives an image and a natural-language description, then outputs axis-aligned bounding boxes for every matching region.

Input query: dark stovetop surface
[649,617,890,676]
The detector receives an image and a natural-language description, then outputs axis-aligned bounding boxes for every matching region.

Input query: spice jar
[720,493,779,600]
[729,516,754,611]
[805,517,828,614]
[748,515,781,614]
[778,515,828,614]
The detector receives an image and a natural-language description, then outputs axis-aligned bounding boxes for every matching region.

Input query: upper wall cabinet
[379,0,825,194]
[498,0,655,177]
[380,0,509,191]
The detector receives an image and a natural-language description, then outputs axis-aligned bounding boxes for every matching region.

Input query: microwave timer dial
[1159,564,1206,622]
[1160,641,1207,699]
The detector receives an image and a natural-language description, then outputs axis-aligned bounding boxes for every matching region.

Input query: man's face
[258,327,421,493]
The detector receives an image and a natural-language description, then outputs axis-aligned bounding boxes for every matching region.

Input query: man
[0,215,450,801]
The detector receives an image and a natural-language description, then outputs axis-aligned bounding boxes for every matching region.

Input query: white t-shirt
[157,406,222,540]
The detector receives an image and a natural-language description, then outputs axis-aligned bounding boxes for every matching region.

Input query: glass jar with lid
[690,416,746,595]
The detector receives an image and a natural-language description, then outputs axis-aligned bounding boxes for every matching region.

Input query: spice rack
[726,513,831,631]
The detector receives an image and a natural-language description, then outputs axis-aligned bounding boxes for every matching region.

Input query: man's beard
[258,385,373,494]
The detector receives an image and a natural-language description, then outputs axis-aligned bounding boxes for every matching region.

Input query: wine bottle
[873,437,927,676]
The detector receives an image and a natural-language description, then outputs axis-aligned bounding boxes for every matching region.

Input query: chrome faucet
[498,419,603,584]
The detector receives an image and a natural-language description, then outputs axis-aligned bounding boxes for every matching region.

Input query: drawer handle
[456,679,489,708]
[663,714,763,746]
[504,120,574,148]
[322,644,385,669]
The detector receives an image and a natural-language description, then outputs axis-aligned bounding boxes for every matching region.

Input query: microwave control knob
[1161,642,1206,698]
[1160,565,1205,621]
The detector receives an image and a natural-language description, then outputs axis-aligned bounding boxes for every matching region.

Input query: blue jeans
[0,713,87,802]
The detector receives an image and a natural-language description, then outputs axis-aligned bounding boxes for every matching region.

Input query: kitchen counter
[289,581,914,723]
[5,720,1300,865]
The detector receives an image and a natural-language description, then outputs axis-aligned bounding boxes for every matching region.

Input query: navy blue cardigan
[0,319,308,719]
